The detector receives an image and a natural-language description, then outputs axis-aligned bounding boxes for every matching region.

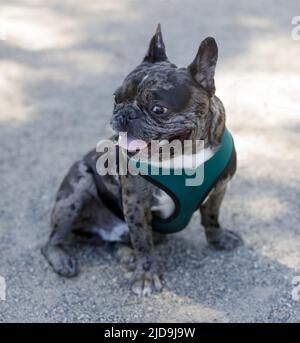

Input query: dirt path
[0,0,300,322]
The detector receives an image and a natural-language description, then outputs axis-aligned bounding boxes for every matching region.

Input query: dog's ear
[188,37,218,97]
[143,23,168,63]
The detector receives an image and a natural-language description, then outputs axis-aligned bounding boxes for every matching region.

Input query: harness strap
[128,128,235,233]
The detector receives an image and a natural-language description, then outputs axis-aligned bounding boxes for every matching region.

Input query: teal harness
[128,128,235,234]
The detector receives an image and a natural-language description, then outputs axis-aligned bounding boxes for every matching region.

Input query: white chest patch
[96,222,129,242]
[151,190,175,219]
[150,146,216,219]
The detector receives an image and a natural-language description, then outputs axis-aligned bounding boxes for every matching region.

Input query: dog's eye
[151,105,167,115]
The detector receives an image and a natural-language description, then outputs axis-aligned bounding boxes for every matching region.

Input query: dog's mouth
[117,133,149,152]
[117,130,192,153]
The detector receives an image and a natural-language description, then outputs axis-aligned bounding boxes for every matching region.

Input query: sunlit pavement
[0,0,300,322]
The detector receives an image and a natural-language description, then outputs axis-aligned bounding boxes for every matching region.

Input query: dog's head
[110,24,224,151]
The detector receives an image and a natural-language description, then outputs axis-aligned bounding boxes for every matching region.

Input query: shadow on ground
[0,0,300,322]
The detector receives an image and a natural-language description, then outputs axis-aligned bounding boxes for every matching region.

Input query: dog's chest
[144,146,216,220]
[151,189,175,219]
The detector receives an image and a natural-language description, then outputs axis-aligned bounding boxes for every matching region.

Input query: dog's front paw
[210,229,243,251]
[131,271,162,297]
[41,243,78,277]
[130,258,162,297]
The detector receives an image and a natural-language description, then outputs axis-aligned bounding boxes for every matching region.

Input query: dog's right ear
[143,23,168,63]
[188,37,218,97]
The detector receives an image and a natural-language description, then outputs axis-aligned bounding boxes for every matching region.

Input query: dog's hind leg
[42,160,98,277]
[200,181,243,250]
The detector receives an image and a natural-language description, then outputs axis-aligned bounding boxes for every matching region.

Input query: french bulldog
[42,24,242,296]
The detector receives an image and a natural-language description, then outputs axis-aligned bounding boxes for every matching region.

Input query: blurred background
[0,0,300,322]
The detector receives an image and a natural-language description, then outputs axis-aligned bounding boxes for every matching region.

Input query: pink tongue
[118,134,148,152]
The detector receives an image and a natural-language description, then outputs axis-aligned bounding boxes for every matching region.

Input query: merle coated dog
[42,25,242,296]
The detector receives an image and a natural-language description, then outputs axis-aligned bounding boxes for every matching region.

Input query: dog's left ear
[144,23,168,63]
[188,37,218,97]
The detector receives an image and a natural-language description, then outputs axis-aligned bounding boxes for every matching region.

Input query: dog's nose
[118,111,136,126]
[127,108,138,121]
[120,105,139,122]
[111,106,140,131]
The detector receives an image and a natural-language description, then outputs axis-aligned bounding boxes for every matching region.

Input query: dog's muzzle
[111,104,141,132]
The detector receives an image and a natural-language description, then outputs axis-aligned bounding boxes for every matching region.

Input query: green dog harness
[128,128,235,234]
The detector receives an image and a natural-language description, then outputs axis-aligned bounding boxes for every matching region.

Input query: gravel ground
[0,0,300,322]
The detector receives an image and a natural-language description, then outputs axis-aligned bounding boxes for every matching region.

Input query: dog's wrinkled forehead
[118,62,194,112]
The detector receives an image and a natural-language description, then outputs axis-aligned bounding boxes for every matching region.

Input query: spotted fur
[42,25,242,296]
